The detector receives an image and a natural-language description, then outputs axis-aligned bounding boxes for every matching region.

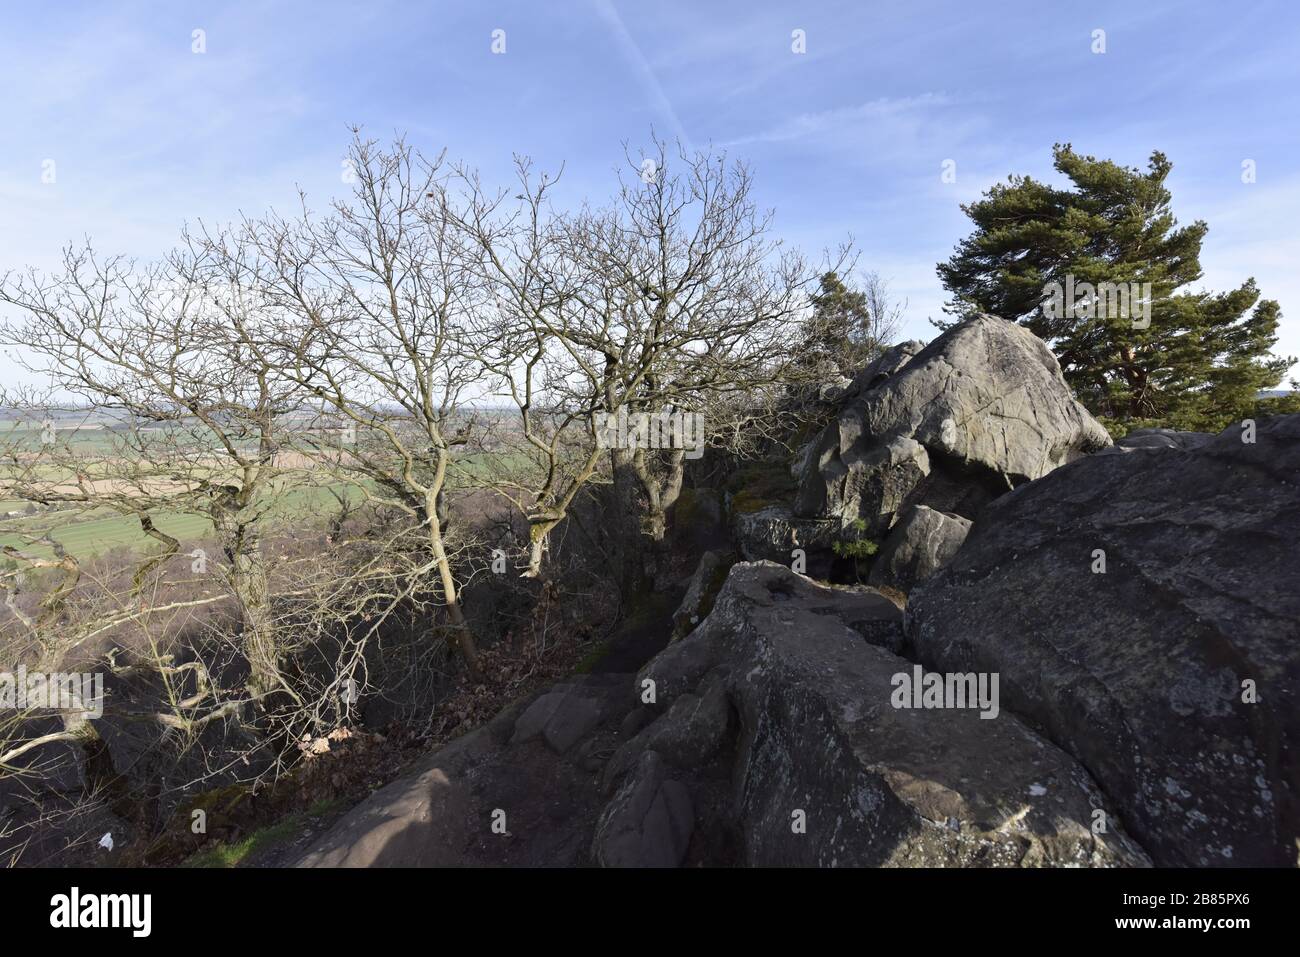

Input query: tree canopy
[938,144,1298,433]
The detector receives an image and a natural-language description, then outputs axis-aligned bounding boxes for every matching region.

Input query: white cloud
[720,94,954,148]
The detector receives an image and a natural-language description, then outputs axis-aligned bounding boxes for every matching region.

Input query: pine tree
[937,144,1298,434]
[801,272,902,376]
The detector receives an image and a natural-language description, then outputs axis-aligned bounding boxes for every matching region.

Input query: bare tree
[0,240,309,699]
[0,128,856,861]
[450,135,842,590]
[203,132,486,676]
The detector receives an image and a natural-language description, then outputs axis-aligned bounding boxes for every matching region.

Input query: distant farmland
[0,416,527,560]
[0,485,359,560]
[0,419,363,560]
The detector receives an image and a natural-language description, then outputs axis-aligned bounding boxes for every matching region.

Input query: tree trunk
[213,501,279,699]
[424,490,479,680]
[231,539,279,698]
[639,449,686,544]
[611,449,650,600]
[523,519,554,578]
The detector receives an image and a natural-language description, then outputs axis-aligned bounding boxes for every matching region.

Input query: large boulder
[635,562,1149,867]
[795,315,1111,535]
[868,505,971,593]
[591,751,695,868]
[731,504,838,566]
[907,413,1300,866]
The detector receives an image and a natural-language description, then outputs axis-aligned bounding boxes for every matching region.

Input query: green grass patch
[182,819,302,868]
[182,798,347,868]
[0,483,365,561]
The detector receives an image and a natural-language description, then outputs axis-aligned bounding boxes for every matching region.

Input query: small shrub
[832,518,878,581]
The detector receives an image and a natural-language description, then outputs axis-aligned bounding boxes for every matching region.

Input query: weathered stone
[672,549,737,639]
[602,679,732,792]
[796,316,1111,533]
[908,413,1300,866]
[542,696,605,754]
[511,693,566,744]
[845,340,926,398]
[1110,427,1213,453]
[511,683,621,754]
[815,436,933,539]
[868,505,971,593]
[641,562,1147,867]
[732,504,838,565]
[619,706,656,739]
[591,751,694,867]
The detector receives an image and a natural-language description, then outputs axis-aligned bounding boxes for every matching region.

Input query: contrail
[591,0,693,151]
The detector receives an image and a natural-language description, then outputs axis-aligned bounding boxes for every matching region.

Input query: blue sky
[3,0,1299,384]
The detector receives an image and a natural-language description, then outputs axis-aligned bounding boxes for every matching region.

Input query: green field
[0,418,535,561]
[0,419,361,559]
[0,485,361,561]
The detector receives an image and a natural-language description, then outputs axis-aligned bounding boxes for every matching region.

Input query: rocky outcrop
[296,674,633,867]
[868,505,971,593]
[907,413,1300,866]
[296,362,1294,869]
[731,504,837,566]
[672,549,736,639]
[636,562,1148,867]
[299,561,1150,868]
[795,315,1111,538]
[592,751,694,867]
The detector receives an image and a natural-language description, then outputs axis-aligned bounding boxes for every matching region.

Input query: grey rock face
[822,436,933,540]
[637,562,1148,867]
[592,751,695,867]
[868,505,971,593]
[845,340,926,398]
[602,679,732,792]
[796,316,1111,534]
[731,504,838,564]
[907,413,1300,866]
[672,549,737,639]
[511,684,622,754]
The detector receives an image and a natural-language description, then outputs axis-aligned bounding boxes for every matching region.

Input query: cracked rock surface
[907,413,1300,865]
